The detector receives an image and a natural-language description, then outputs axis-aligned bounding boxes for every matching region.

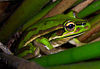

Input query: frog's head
[50,18,90,40]
[63,19,90,36]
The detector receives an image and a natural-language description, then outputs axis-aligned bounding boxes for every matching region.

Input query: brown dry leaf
[78,23,100,43]
[44,0,77,18]
[72,0,94,13]
[0,2,9,15]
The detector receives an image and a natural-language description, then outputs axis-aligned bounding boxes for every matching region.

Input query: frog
[16,11,90,59]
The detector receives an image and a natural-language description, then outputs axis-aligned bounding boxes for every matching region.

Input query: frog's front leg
[16,43,40,59]
[34,37,65,54]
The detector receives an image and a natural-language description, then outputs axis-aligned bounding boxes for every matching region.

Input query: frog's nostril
[75,28,80,32]
[85,26,88,29]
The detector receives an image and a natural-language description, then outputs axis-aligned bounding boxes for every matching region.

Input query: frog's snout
[75,23,90,33]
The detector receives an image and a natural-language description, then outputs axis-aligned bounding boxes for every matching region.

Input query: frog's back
[27,14,75,31]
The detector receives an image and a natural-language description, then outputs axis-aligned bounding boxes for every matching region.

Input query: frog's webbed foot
[22,47,40,59]
[16,43,40,59]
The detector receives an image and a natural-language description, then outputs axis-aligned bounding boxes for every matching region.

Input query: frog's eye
[65,22,75,31]
[81,22,86,26]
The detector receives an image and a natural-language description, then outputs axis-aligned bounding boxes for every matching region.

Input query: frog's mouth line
[50,32,84,48]
[48,27,84,41]
[46,27,85,48]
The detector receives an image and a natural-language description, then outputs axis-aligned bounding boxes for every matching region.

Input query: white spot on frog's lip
[44,45,50,50]
[63,32,74,36]
[49,36,60,41]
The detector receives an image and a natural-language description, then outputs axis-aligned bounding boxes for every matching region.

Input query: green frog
[16,11,90,59]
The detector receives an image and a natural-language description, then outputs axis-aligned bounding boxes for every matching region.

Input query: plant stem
[30,41,100,67]
[77,0,100,18]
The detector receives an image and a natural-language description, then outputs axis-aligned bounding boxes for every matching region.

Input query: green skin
[16,11,90,59]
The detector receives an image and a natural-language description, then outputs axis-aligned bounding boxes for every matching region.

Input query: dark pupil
[67,24,75,29]
[82,23,86,25]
